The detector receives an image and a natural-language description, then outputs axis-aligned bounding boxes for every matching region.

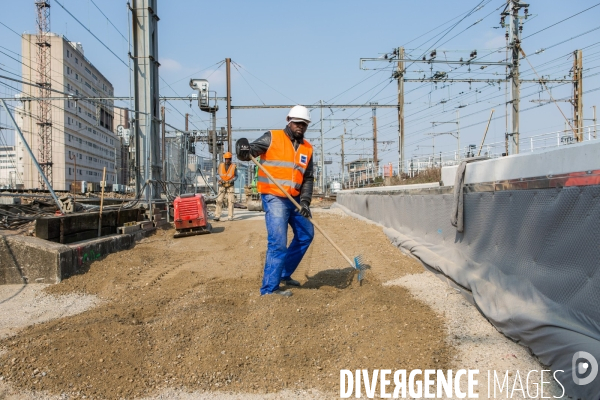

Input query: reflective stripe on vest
[257,130,312,197]
[219,163,236,182]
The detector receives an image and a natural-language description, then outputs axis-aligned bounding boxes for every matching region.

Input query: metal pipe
[1,99,64,214]
[226,58,232,152]
[320,100,324,193]
[477,109,495,156]
[360,57,511,66]
[98,167,106,237]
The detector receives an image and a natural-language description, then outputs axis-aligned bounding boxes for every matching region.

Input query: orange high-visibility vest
[219,163,236,182]
[257,130,313,197]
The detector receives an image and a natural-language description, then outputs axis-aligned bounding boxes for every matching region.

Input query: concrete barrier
[0,228,153,285]
[336,140,600,400]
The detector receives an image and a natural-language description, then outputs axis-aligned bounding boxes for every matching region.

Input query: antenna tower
[35,0,52,188]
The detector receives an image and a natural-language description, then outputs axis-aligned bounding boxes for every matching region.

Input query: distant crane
[35,0,53,188]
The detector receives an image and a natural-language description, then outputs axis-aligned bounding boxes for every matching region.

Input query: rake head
[353,255,367,282]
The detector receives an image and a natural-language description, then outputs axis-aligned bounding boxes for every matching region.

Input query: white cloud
[160,58,183,71]
[484,34,506,50]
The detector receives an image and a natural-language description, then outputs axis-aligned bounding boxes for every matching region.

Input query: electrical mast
[371,102,378,172]
[132,0,161,200]
[573,49,583,141]
[507,0,528,154]
[35,0,52,189]
[396,47,404,175]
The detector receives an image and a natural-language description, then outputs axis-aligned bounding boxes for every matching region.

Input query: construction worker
[236,105,314,297]
[214,152,238,221]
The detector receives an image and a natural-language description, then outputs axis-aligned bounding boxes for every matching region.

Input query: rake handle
[249,155,354,268]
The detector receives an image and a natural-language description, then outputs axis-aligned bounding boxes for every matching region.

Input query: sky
[1,0,599,176]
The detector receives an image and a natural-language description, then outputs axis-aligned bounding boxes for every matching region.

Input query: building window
[75,58,78,64]
[68,167,71,175]
[75,73,79,80]
[78,107,81,113]
[66,49,70,57]
[79,154,82,160]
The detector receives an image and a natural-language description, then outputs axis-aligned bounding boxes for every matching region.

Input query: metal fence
[406,123,599,174]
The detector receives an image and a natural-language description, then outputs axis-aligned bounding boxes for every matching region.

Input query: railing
[406,123,599,174]
[324,123,599,187]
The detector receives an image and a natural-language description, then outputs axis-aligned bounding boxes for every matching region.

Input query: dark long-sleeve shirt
[247,126,314,204]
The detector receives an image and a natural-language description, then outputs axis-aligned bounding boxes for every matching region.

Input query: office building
[17,34,116,191]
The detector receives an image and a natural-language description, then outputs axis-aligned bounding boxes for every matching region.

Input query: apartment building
[113,106,131,187]
[0,146,18,189]
[17,33,116,191]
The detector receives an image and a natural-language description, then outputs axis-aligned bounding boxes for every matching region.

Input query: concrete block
[0,224,156,285]
[138,221,154,231]
[68,234,135,272]
[0,234,71,284]
[0,197,21,205]
[118,225,141,234]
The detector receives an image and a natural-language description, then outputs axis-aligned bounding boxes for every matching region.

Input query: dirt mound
[0,212,452,399]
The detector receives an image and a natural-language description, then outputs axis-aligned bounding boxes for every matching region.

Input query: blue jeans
[260,194,314,295]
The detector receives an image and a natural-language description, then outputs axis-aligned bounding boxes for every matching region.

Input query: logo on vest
[299,154,308,165]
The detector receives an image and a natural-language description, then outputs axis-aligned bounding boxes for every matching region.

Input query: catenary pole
[510,0,521,154]
[226,58,232,152]
[398,47,405,175]
[320,99,324,193]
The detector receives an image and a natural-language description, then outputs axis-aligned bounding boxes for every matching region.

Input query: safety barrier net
[336,184,600,399]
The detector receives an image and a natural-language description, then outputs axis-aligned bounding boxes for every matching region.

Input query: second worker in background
[214,152,238,221]
[236,105,315,297]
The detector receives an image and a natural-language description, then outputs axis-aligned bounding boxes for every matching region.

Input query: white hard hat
[287,105,311,123]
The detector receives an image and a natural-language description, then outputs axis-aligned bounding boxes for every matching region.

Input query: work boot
[281,279,301,287]
[213,217,220,221]
[263,289,292,297]
[228,217,233,221]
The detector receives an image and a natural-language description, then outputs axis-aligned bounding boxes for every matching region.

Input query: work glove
[236,138,251,161]
[299,200,312,218]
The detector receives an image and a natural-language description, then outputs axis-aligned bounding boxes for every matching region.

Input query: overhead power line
[54,0,129,68]
[89,0,129,43]
[522,2,600,40]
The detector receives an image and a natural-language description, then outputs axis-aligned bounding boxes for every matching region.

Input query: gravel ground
[0,285,100,399]
[0,208,567,399]
[384,273,565,399]
[0,284,100,340]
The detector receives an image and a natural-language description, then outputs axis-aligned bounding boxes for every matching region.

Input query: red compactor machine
[173,193,212,238]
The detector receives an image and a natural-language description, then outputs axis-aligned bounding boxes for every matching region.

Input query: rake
[249,155,367,282]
